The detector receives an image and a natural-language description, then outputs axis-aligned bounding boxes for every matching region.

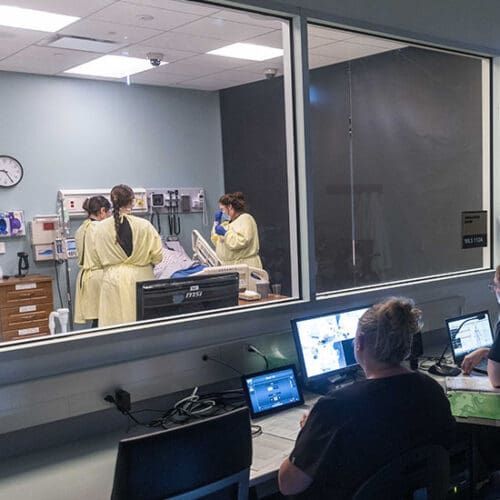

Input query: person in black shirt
[461,265,500,387]
[278,297,455,499]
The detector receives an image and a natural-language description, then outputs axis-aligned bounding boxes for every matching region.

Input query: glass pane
[0,2,297,345]
[309,24,490,293]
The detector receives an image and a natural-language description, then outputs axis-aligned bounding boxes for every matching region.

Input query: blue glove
[215,224,227,236]
[214,210,223,223]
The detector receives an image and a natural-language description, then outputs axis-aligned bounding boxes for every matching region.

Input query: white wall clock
[0,155,23,188]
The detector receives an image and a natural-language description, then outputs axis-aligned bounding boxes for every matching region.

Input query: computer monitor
[291,305,370,385]
[111,407,251,500]
[136,272,239,321]
[446,310,494,364]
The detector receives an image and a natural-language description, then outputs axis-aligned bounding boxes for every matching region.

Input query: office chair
[352,445,450,500]
[111,407,252,500]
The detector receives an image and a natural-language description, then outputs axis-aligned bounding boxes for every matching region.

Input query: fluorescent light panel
[64,55,166,79]
[208,43,283,61]
[47,36,116,54]
[0,5,79,32]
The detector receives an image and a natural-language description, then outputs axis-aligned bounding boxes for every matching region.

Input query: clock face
[0,156,23,188]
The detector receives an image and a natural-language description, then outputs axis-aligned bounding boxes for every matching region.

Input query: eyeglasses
[488,282,500,292]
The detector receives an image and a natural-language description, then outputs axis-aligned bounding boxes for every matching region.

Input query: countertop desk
[0,399,314,500]
[0,375,497,500]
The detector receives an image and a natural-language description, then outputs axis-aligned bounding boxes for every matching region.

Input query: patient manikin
[154,240,205,280]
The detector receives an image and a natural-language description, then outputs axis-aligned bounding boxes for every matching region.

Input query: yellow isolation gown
[211,213,262,269]
[92,214,163,327]
[74,219,103,324]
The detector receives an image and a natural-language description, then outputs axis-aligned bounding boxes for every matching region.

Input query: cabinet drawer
[1,305,52,331]
[1,320,50,341]
[0,282,53,308]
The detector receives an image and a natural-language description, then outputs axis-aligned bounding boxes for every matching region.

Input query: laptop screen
[446,310,494,362]
[241,365,304,419]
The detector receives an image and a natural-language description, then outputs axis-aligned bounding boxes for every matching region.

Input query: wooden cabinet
[0,275,54,342]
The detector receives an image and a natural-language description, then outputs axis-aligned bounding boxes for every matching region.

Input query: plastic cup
[271,284,282,296]
[256,281,269,299]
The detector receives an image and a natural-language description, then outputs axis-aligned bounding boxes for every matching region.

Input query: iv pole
[57,192,74,330]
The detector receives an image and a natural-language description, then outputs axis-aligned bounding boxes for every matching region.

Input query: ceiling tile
[124,0,220,17]
[172,16,273,42]
[245,30,284,49]
[0,46,97,75]
[89,2,201,31]
[347,35,406,50]
[114,44,196,62]
[211,9,284,30]
[142,31,228,53]
[2,0,116,17]
[310,40,391,60]
[129,70,187,86]
[237,57,283,75]
[150,59,213,78]
[216,69,263,84]
[59,18,161,48]
[177,74,238,91]
[308,25,358,42]
[308,53,343,70]
[181,53,251,71]
[308,34,340,49]
[0,27,47,60]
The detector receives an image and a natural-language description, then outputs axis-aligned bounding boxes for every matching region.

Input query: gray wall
[0,0,499,455]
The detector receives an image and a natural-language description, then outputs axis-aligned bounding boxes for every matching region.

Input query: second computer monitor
[291,305,370,384]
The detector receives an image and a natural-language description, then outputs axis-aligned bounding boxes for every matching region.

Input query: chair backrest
[352,445,450,500]
[111,407,252,500]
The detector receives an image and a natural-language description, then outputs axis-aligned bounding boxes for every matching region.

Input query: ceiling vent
[44,35,117,53]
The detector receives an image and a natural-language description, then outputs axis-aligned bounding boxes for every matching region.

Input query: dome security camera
[264,68,278,79]
[146,52,164,67]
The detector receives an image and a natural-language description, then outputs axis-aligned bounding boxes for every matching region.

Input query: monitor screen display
[291,306,370,382]
[241,365,304,418]
[136,272,239,321]
[446,310,494,361]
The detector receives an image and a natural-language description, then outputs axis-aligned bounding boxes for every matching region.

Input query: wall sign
[462,211,487,248]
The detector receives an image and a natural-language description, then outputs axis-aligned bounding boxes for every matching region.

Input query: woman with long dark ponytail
[93,185,162,327]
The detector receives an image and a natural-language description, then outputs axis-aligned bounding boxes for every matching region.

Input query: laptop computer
[241,365,304,419]
[446,310,494,374]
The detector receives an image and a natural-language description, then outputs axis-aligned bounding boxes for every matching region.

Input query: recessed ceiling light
[0,5,79,32]
[46,35,117,53]
[207,43,283,61]
[138,14,154,21]
[64,55,167,79]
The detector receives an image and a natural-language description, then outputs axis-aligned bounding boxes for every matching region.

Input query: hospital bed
[191,230,269,292]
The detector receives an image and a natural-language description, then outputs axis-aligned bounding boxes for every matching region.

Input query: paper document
[257,406,306,440]
[446,376,500,393]
[251,433,293,478]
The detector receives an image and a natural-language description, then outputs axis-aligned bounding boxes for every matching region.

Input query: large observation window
[308,24,491,294]
[0,1,298,345]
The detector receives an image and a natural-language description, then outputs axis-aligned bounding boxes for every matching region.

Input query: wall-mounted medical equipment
[147,188,207,236]
[0,210,26,237]
[57,188,148,218]
[191,230,269,292]
[146,188,205,214]
[31,215,64,261]
[16,251,29,277]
